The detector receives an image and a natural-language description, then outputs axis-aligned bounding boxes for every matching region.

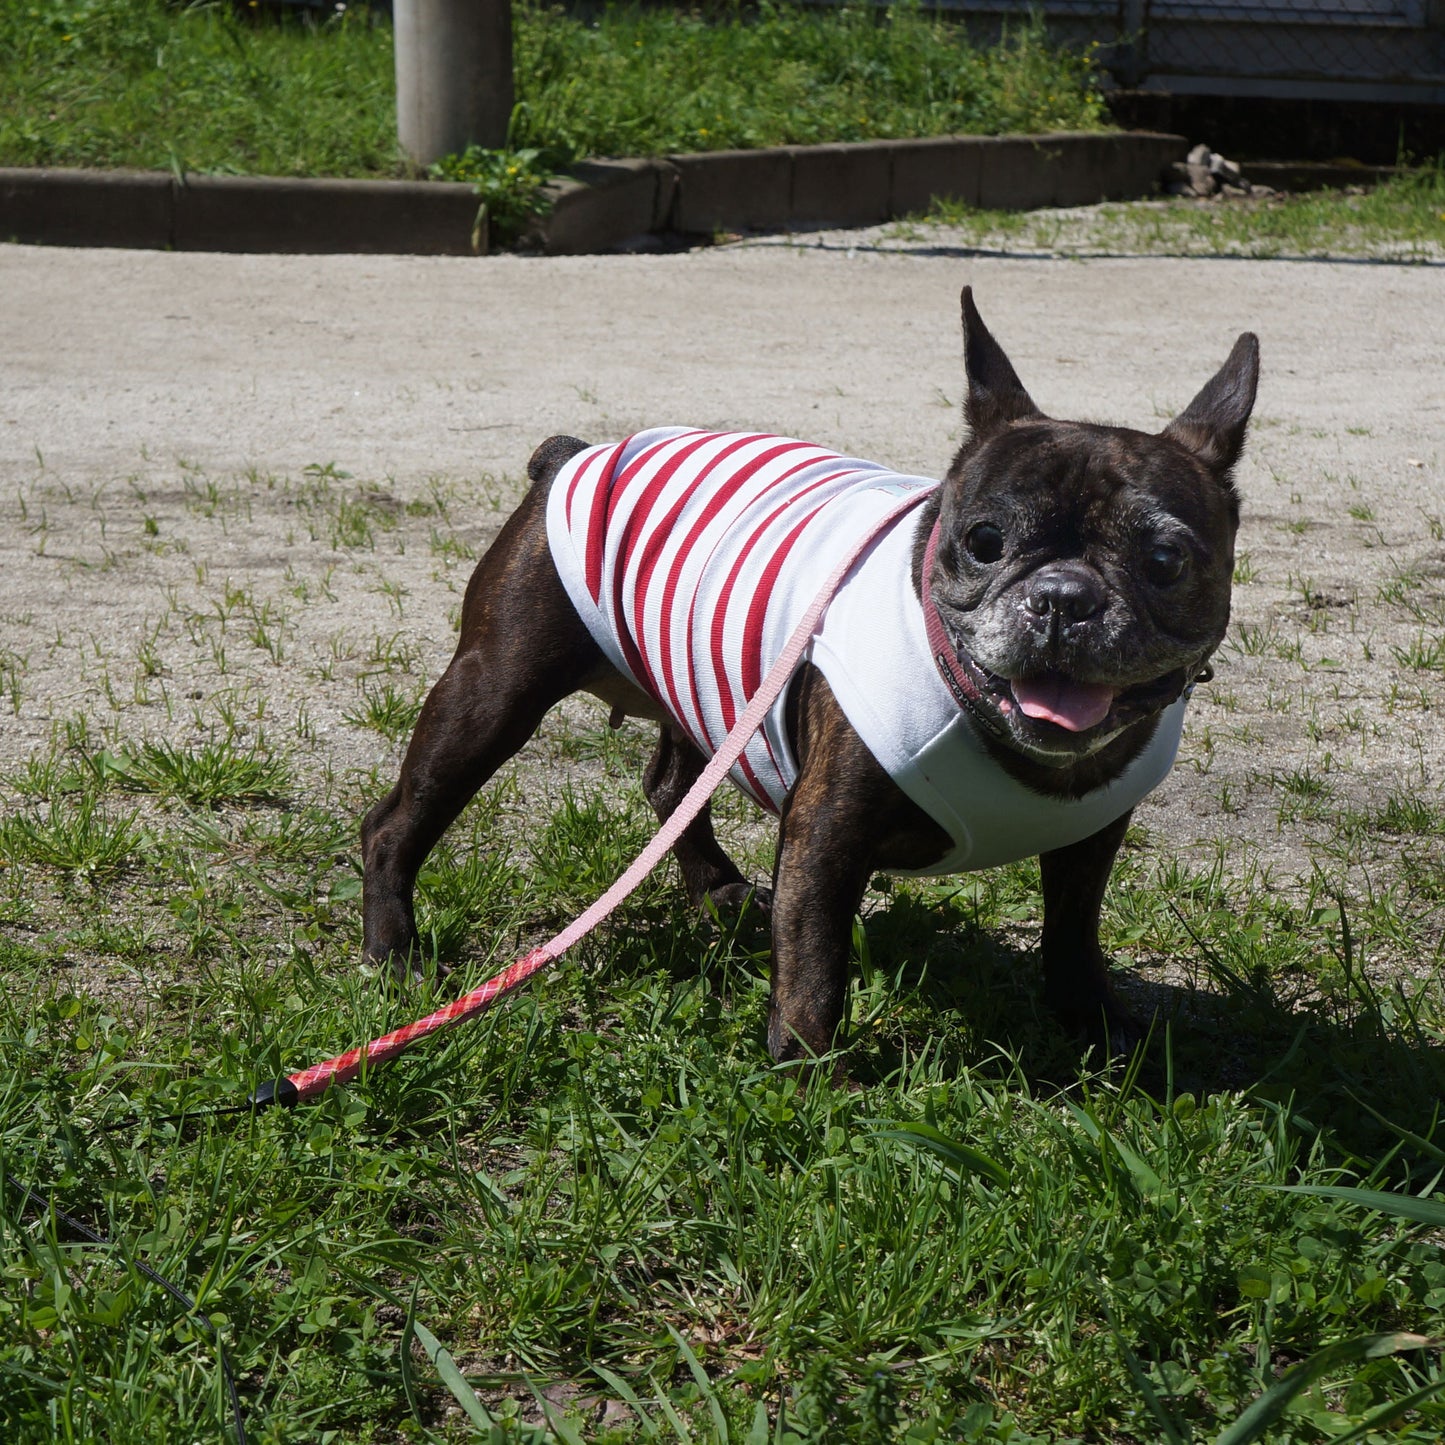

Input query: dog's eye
[1145,543,1187,586]
[966,523,1005,564]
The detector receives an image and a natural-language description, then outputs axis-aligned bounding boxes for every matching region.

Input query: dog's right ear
[962,286,1041,439]
[1162,332,1260,476]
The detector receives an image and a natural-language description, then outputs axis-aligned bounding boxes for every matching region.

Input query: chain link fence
[937,0,1445,104]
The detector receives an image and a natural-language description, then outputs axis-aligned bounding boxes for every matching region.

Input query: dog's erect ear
[1162,333,1260,474]
[962,286,1041,439]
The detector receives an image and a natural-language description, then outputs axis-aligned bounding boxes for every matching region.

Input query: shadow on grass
[846,885,1445,1182]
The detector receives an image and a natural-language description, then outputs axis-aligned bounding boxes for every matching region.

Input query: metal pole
[394,0,514,167]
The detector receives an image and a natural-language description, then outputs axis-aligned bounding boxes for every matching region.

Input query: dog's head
[927,287,1257,768]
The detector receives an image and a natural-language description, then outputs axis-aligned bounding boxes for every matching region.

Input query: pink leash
[250,486,937,1108]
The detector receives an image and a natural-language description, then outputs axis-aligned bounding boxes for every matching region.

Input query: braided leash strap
[252,483,936,1108]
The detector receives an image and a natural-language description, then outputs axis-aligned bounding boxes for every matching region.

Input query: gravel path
[2,234,1443,894]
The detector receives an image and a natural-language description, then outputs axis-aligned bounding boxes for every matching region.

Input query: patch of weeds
[527,785,656,911]
[1270,764,1336,823]
[415,840,532,964]
[1393,632,1445,672]
[0,793,147,877]
[427,527,476,566]
[510,6,1106,159]
[922,163,1445,262]
[344,680,424,741]
[0,0,398,177]
[429,144,561,247]
[182,802,353,865]
[1373,792,1444,837]
[550,714,654,775]
[361,631,427,677]
[99,737,291,807]
[1231,618,1283,657]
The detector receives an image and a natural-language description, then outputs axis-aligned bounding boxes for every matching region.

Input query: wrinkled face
[929,421,1238,764]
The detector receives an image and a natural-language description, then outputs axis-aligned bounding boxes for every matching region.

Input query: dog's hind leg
[361,479,602,978]
[644,724,769,915]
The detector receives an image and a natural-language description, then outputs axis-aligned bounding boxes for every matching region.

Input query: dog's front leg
[768,778,877,1064]
[1039,810,1142,1051]
[766,666,950,1064]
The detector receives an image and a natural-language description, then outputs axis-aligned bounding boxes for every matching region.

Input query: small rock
[1186,162,1217,197]
[1211,156,1244,187]
[600,1399,634,1428]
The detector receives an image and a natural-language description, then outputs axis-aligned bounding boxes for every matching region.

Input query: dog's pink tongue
[1011,677,1115,732]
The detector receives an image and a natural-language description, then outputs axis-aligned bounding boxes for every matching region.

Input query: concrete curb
[536,130,1187,253]
[0,168,487,255]
[1,131,1186,257]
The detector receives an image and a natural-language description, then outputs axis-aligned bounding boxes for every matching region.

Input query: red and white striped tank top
[545,428,1187,876]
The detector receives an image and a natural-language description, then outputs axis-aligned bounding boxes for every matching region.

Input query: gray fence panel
[931,0,1445,102]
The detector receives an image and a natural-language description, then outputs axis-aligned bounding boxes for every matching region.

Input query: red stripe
[740,501,831,706]
[706,468,849,800]
[581,443,626,603]
[564,444,604,531]
[581,433,699,606]
[676,449,824,754]
[650,440,816,727]
[607,432,728,699]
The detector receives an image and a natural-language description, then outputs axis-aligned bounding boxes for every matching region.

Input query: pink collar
[920,516,991,717]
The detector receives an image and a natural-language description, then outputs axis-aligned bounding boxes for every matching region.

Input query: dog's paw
[703,881,773,918]
[368,945,452,991]
[1085,1002,1152,1064]
[1048,987,1150,1063]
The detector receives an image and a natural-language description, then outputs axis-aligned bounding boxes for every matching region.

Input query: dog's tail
[527,435,591,486]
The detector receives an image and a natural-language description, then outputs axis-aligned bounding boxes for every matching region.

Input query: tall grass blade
[525,1377,587,1445]
[1342,1091,1445,1165]
[744,1400,770,1445]
[1063,1101,1163,1202]
[1323,1375,1445,1444]
[873,1123,1009,1188]
[1214,1333,1436,1445]
[409,1317,496,1432]
[666,1324,728,1443]
[589,1363,662,1438]
[1272,1184,1445,1227]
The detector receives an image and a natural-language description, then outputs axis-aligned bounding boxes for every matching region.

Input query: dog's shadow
[842,888,1445,1175]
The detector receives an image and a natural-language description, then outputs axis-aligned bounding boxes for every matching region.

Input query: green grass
[4,709,1445,1440]
[0,0,399,178]
[508,2,1107,159]
[0,1,1106,180]
[7,1,1441,262]
[916,165,1445,261]
[4,439,1445,1436]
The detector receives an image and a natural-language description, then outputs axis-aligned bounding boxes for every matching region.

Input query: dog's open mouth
[925,579,1194,753]
[948,642,1188,746]
[1009,675,1115,733]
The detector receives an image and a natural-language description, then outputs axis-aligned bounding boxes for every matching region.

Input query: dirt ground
[2,231,1443,907]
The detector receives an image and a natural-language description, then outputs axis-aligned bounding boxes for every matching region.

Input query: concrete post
[394,0,514,166]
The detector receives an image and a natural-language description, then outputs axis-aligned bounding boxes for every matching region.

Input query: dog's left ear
[962,286,1041,439]
[1162,333,1260,475]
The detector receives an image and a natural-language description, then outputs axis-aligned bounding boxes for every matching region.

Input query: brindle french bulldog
[361,288,1257,1061]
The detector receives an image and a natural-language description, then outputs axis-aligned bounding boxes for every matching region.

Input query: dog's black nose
[1023,565,1105,623]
